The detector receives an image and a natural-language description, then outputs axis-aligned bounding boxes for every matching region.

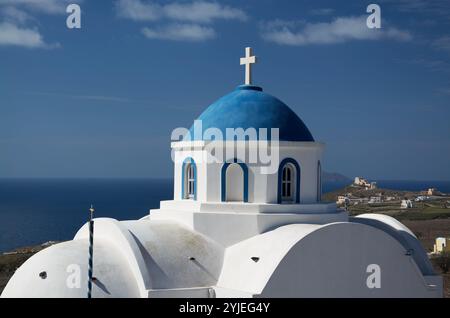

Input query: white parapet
[150,201,348,246]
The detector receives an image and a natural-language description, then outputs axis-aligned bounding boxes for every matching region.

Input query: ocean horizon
[1,178,449,253]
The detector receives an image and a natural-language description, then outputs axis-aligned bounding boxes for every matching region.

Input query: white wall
[172,141,324,204]
[151,207,348,247]
[174,148,208,202]
[265,143,324,203]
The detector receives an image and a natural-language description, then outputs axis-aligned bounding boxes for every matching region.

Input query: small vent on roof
[251,257,260,263]
[39,271,47,279]
[189,257,196,261]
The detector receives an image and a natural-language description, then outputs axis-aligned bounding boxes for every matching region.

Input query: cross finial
[240,47,257,85]
[89,204,95,220]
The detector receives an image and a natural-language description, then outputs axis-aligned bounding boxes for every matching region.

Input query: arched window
[317,161,322,202]
[185,163,195,199]
[277,158,300,204]
[281,164,295,202]
[182,158,196,200]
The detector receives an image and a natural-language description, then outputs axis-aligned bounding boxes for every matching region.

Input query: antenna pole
[87,205,95,298]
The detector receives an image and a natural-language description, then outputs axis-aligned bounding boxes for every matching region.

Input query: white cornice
[171,140,325,150]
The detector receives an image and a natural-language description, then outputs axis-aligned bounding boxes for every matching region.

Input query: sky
[0,0,449,181]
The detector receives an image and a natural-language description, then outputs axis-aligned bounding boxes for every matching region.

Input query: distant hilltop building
[425,188,443,196]
[1,48,442,298]
[433,238,450,254]
[368,196,382,204]
[401,199,413,209]
[415,195,429,202]
[354,177,377,190]
[337,195,350,205]
[418,188,443,197]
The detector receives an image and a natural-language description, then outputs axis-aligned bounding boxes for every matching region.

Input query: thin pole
[87,205,95,299]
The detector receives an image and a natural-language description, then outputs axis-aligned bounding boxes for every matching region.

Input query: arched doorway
[226,163,244,202]
[221,160,249,202]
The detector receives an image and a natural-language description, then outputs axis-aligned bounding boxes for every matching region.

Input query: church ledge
[171,140,325,150]
[145,286,256,298]
[153,200,340,214]
[146,287,215,298]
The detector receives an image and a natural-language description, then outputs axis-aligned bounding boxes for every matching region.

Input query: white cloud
[164,1,247,23]
[0,22,57,48]
[115,0,160,21]
[397,58,450,72]
[0,0,76,14]
[142,23,215,42]
[433,36,450,53]
[261,16,412,46]
[1,6,33,24]
[436,88,450,96]
[309,8,334,16]
[382,0,450,16]
[116,0,247,23]
[117,0,245,42]
[384,27,413,42]
[0,0,74,48]
[25,91,137,103]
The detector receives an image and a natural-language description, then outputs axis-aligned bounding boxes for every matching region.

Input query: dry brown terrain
[402,219,450,298]
[403,219,450,252]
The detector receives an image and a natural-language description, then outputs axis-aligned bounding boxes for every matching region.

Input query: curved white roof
[217,223,324,294]
[122,219,224,289]
[355,213,416,237]
[352,213,435,275]
[2,239,140,298]
[2,218,224,298]
[217,221,439,296]
[2,216,440,298]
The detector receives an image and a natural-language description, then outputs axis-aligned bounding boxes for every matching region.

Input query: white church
[2,48,442,298]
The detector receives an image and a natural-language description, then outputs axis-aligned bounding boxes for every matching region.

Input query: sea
[1,178,450,253]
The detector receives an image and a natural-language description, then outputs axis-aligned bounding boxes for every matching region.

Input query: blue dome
[187,85,314,142]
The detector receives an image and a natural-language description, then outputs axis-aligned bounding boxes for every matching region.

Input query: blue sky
[0,0,449,180]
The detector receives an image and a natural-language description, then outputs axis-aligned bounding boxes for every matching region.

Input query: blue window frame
[182,157,197,200]
[221,158,249,203]
[277,158,300,204]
